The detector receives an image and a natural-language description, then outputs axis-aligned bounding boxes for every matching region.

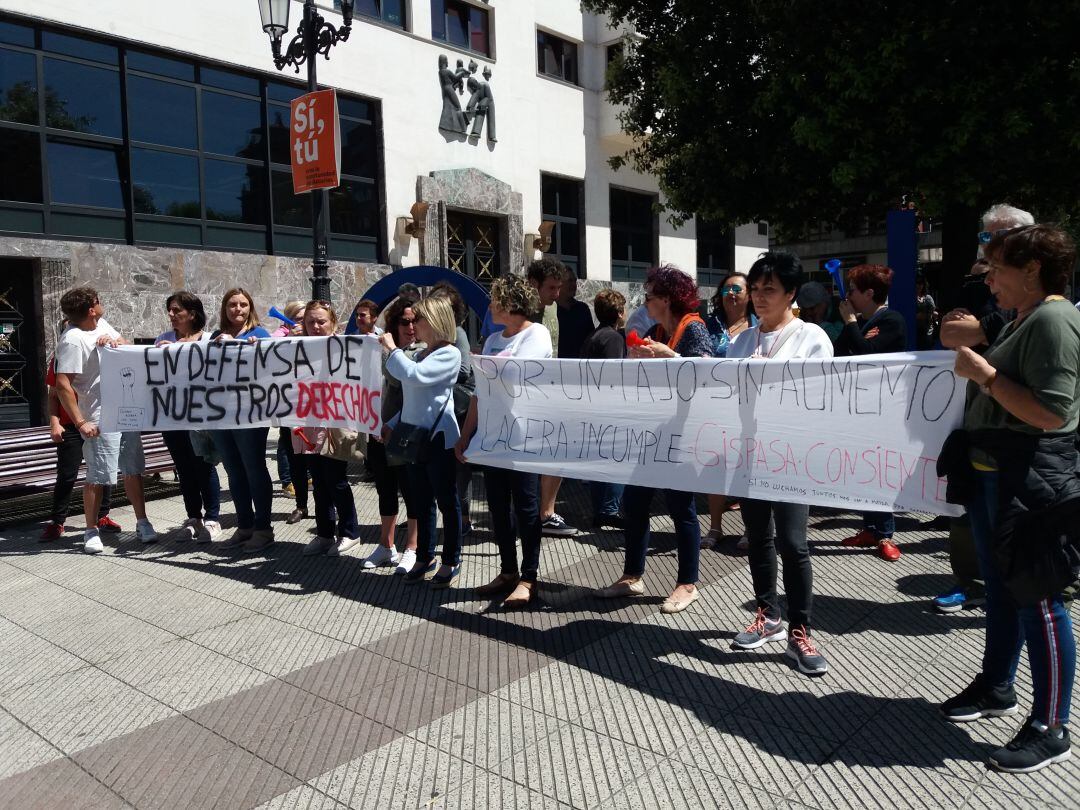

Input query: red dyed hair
[847,264,893,304]
[645,264,699,316]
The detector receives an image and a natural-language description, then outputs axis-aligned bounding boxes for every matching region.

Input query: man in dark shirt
[556,271,595,358]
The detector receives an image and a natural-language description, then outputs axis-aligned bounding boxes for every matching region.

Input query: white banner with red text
[464,352,965,516]
[98,336,383,434]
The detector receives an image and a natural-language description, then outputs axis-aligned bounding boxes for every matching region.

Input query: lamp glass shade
[258,0,291,37]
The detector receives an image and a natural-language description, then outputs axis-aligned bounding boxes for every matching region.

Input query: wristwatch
[979,370,998,396]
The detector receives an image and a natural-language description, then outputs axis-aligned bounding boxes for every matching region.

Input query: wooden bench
[0,426,175,498]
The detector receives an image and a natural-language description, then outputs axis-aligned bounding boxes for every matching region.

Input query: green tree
[584,0,1080,259]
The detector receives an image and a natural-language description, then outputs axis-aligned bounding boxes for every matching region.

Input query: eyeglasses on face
[978,228,1010,244]
[400,318,416,325]
[722,284,743,294]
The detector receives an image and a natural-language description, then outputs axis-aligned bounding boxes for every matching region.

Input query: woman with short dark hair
[942,224,1079,774]
[726,251,833,676]
[595,265,714,613]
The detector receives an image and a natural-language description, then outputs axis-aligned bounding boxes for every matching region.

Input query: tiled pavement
[0,464,1077,809]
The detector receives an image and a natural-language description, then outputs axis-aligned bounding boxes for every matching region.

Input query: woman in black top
[835,264,908,561]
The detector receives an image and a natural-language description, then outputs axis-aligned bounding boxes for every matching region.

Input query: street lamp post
[257,0,355,303]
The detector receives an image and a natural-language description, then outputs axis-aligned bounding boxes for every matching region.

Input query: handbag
[385,394,450,467]
[319,428,367,464]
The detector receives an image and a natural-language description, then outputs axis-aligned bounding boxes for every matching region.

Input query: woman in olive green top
[945,224,1078,774]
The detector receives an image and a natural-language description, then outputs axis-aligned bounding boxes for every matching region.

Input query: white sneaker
[395,548,416,576]
[137,518,158,544]
[200,520,221,544]
[303,536,336,556]
[83,530,103,554]
[362,544,400,568]
[328,536,366,558]
[180,518,202,542]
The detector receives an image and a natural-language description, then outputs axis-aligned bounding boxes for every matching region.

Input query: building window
[0,17,383,260]
[541,174,584,277]
[336,0,406,29]
[537,31,578,85]
[696,218,732,287]
[610,187,656,282]
[431,0,490,56]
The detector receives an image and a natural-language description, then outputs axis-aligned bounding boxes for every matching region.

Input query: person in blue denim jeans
[209,288,274,552]
[943,224,1078,774]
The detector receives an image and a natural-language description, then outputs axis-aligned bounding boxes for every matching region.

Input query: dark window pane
[0,20,34,47]
[382,0,404,26]
[135,218,201,245]
[127,51,194,81]
[356,0,379,17]
[558,222,579,257]
[431,0,446,40]
[611,228,629,261]
[274,230,313,254]
[0,206,44,232]
[51,210,125,239]
[470,7,489,54]
[272,169,311,227]
[0,128,42,202]
[339,118,376,178]
[205,159,264,224]
[630,196,653,229]
[338,97,372,120]
[128,75,197,149]
[200,67,259,96]
[42,32,117,65]
[0,47,37,124]
[329,179,376,236]
[202,90,263,158]
[329,237,378,261]
[447,6,468,48]
[267,81,303,103]
[43,58,121,137]
[541,178,557,215]
[207,224,266,251]
[131,148,200,217]
[267,104,291,164]
[46,139,123,208]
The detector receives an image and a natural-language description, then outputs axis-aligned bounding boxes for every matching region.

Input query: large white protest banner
[465,352,965,516]
[98,336,383,434]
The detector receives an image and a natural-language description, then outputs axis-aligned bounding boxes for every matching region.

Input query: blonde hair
[302,300,339,335]
[219,288,260,334]
[412,296,457,344]
[282,300,306,322]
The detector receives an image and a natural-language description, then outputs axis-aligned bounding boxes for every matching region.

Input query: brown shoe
[285,508,308,525]
[501,580,535,609]
[475,573,519,596]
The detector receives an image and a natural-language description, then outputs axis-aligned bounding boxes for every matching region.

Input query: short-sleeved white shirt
[54,318,119,420]
[481,323,553,359]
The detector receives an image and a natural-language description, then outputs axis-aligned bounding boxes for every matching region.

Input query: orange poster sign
[290,89,341,194]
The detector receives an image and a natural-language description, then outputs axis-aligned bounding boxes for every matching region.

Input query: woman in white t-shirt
[456,275,552,609]
[725,252,832,677]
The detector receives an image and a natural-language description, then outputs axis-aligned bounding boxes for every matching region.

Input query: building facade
[0,1,765,429]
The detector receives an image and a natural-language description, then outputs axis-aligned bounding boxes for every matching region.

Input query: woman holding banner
[455,275,551,608]
[361,296,422,573]
[271,301,311,524]
[942,224,1078,774]
[155,292,221,543]
[380,296,463,588]
[292,301,363,557]
[595,265,714,614]
[726,252,833,676]
[210,288,275,552]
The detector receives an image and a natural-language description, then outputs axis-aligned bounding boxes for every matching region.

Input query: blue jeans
[622,485,700,585]
[589,481,624,518]
[407,440,461,566]
[968,470,1075,725]
[276,427,292,486]
[308,455,359,540]
[211,427,272,530]
[862,511,895,539]
[484,468,542,581]
[162,430,220,522]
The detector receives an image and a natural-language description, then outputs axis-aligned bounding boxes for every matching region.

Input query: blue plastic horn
[268,306,297,327]
[825,258,845,299]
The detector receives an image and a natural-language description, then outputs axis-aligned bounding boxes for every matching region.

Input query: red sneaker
[40,522,64,541]
[97,516,122,533]
[879,539,902,561]
[841,529,878,548]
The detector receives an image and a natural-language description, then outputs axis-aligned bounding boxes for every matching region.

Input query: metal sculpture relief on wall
[437,56,496,145]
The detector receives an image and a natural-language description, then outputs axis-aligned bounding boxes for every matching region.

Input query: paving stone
[494,724,659,808]
[1,666,176,753]
[27,604,178,666]
[0,756,129,809]
[434,771,570,810]
[0,707,65,780]
[254,783,351,810]
[341,665,482,735]
[188,615,356,677]
[0,617,91,697]
[598,758,779,809]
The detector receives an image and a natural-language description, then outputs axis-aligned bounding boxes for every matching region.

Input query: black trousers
[51,424,111,525]
[742,499,814,630]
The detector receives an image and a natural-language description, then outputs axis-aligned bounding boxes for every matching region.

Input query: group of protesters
[39,203,1076,775]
